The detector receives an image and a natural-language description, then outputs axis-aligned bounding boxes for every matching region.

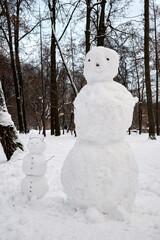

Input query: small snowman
[21,134,48,199]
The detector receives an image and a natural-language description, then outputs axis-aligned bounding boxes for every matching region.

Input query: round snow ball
[27,134,46,154]
[83,46,119,82]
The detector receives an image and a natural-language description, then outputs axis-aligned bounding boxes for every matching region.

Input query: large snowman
[21,134,48,199]
[61,47,138,217]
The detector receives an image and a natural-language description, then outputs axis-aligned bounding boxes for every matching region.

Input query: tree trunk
[153,0,159,135]
[0,81,23,161]
[62,108,65,135]
[67,111,76,137]
[132,39,143,134]
[14,0,27,133]
[0,125,23,160]
[144,0,156,139]
[85,0,91,53]
[97,0,106,46]
[138,102,142,134]
[50,0,60,136]
[40,7,46,137]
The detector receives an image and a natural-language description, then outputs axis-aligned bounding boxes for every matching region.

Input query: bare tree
[130,33,145,134]
[0,0,43,133]
[39,6,46,137]
[153,0,159,135]
[48,0,60,136]
[0,0,25,132]
[144,0,156,139]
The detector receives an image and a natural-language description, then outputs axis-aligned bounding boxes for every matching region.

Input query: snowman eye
[88,59,91,62]
[106,58,110,61]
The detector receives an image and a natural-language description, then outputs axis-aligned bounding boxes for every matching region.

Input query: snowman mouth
[92,69,105,73]
[88,67,105,73]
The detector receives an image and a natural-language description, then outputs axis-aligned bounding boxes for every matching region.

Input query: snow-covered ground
[0,132,160,240]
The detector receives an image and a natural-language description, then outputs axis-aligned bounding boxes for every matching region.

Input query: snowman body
[21,175,48,199]
[21,134,48,199]
[61,47,138,215]
[75,81,135,144]
[22,153,47,176]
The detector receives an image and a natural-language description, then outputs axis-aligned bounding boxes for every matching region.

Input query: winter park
[0,0,160,240]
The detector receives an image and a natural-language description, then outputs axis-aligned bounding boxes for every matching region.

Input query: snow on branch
[51,24,78,97]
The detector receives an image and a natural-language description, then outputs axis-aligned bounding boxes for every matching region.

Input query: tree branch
[0,10,4,17]
[91,1,104,9]
[0,25,9,44]
[18,20,42,42]
[52,24,78,97]
[58,0,81,42]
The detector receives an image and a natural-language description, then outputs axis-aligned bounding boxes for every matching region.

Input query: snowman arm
[46,155,55,163]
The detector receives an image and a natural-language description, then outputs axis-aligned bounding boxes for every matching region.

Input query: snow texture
[83,46,119,82]
[21,134,48,199]
[0,133,160,240]
[0,81,14,127]
[0,111,14,127]
[61,47,138,216]
[75,81,137,143]
[61,140,137,213]
[76,47,137,143]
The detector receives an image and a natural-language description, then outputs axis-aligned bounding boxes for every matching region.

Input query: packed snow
[76,47,137,143]
[61,47,138,217]
[0,111,14,126]
[0,132,160,240]
[1,47,159,239]
[61,140,138,217]
[0,81,15,127]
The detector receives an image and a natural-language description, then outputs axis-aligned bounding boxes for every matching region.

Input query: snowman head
[27,134,46,154]
[83,47,119,83]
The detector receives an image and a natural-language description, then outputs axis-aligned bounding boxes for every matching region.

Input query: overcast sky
[21,0,149,63]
